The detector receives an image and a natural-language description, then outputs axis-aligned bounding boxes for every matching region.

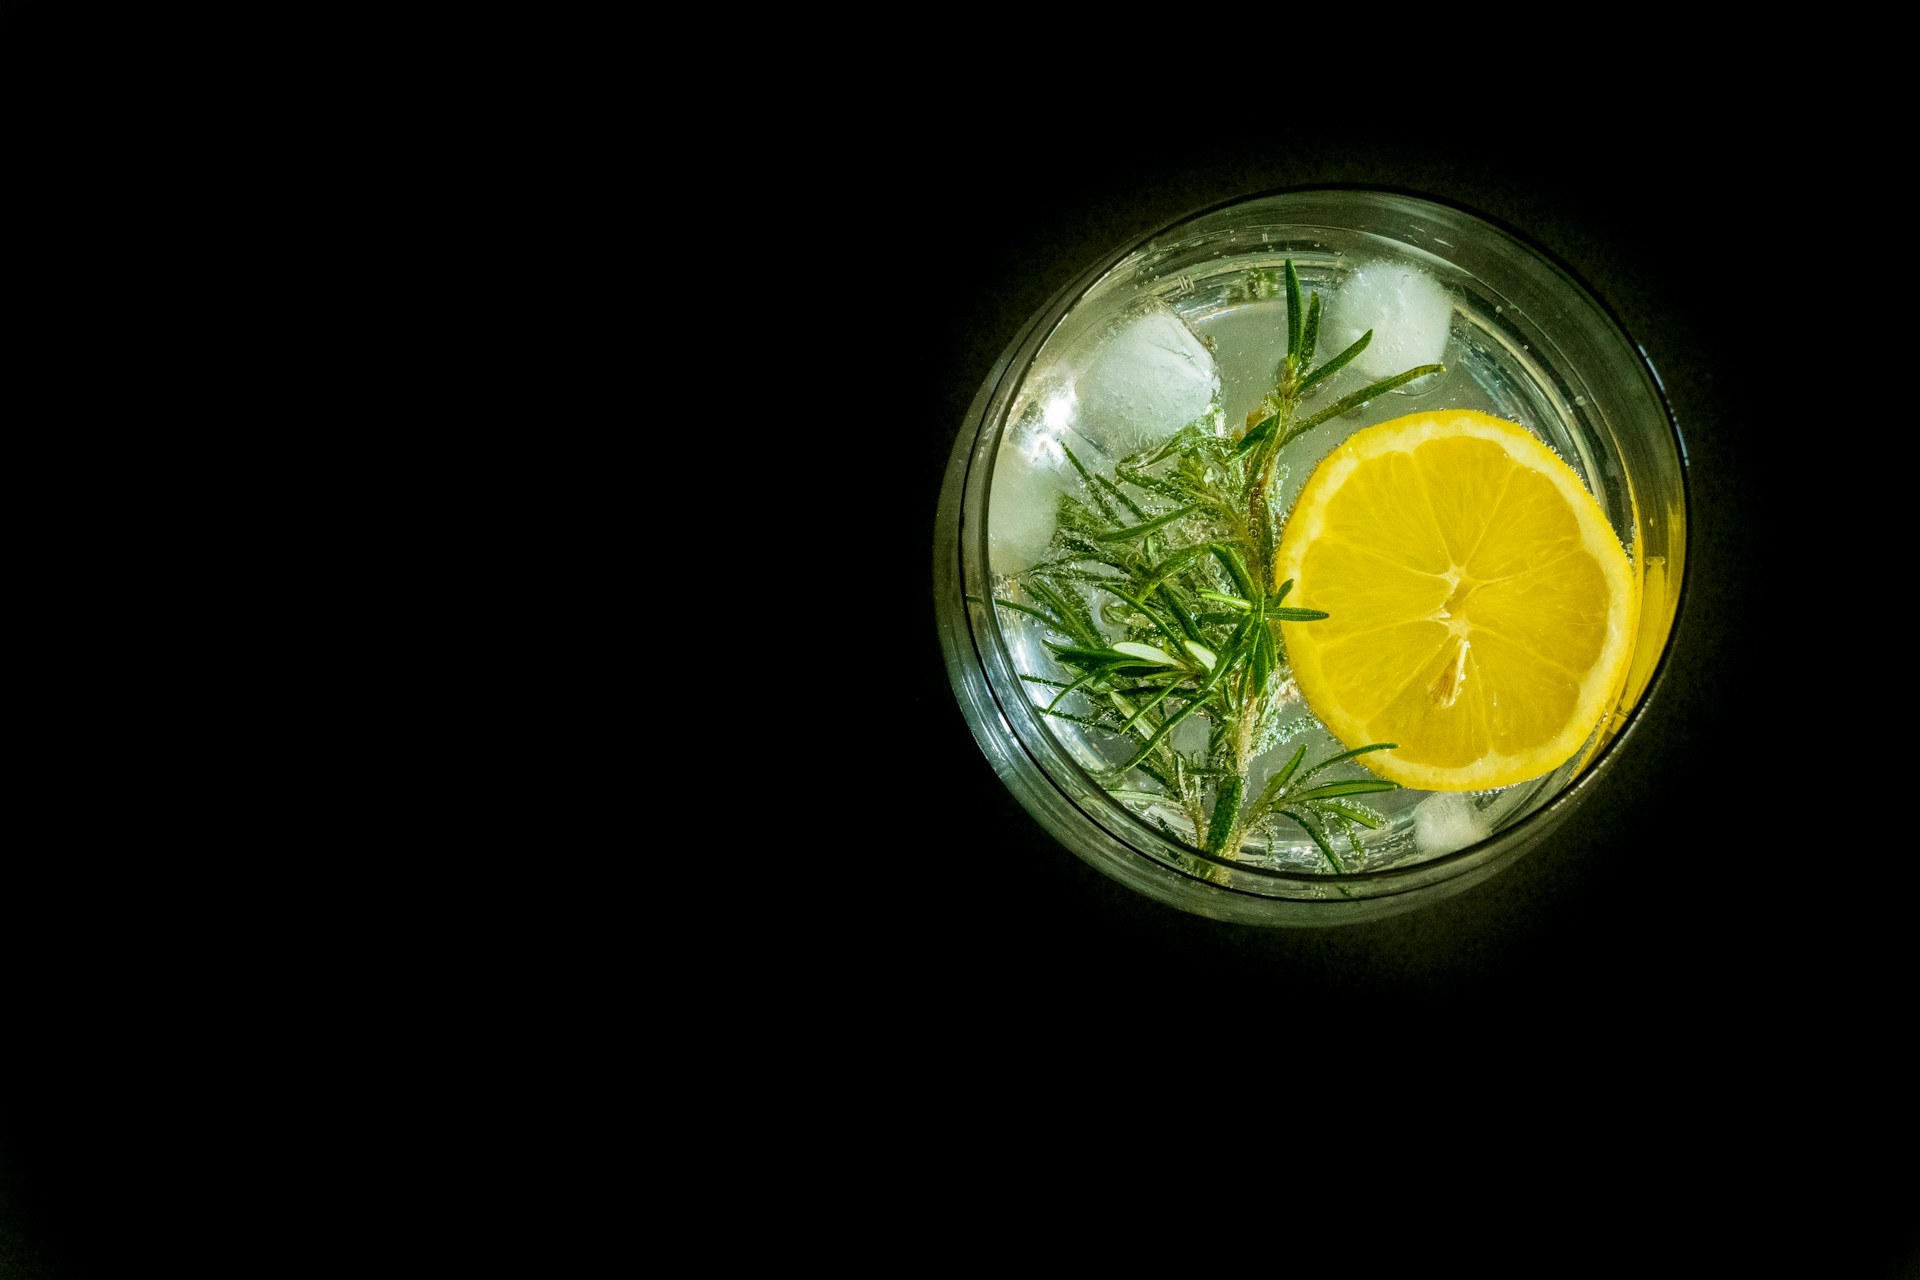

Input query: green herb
[994,261,1444,878]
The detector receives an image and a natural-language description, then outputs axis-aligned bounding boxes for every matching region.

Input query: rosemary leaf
[1095,582,1188,652]
[1118,693,1210,772]
[1155,583,1206,643]
[1062,445,1119,524]
[1047,666,1107,714]
[1284,260,1304,367]
[1028,577,1102,647]
[1111,641,1177,666]
[1299,329,1369,392]
[1281,807,1346,873]
[1232,416,1278,459]
[1250,613,1274,689]
[1140,423,1207,468]
[1094,504,1199,542]
[994,597,1063,631]
[1288,779,1400,802]
[1296,742,1399,785]
[1045,643,1127,667]
[1055,493,1110,539]
[1092,469,1149,522]
[1243,742,1308,825]
[1208,542,1257,599]
[1033,566,1134,588]
[1117,680,1181,736]
[1117,468,1200,503]
[1285,364,1446,444]
[1318,800,1385,830]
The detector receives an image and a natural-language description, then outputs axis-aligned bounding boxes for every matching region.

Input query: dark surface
[849,114,1910,1270]
[0,17,1908,1275]
[883,130,1761,994]
[895,136,1762,990]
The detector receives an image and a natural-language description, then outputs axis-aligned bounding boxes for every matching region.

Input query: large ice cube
[1323,262,1451,382]
[1066,304,1222,459]
[987,303,1221,576]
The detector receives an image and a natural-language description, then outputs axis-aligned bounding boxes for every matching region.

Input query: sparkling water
[986,249,1629,874]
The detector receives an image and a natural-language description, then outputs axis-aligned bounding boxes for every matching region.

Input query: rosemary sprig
[994,261,1444,873]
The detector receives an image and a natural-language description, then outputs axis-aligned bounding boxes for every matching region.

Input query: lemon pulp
[1273,409,1636,792]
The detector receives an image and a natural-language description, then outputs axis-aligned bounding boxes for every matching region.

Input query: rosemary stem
[1006,259,1405,871]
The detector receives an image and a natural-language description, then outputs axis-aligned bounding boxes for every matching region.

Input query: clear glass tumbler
[933,187,1688,926]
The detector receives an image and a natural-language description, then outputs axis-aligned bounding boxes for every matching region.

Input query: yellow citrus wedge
[1273,409,1636,791]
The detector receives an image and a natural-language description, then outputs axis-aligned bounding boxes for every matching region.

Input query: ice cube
[1323,262,1451,382]
[989,444,1068,574]
[1061,303,1222,460]
[986,303,1221,576]
[987,386,1078,575]
[1411,791,1489,856]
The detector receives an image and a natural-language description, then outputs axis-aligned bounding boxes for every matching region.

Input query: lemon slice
[1273,409,1636,791]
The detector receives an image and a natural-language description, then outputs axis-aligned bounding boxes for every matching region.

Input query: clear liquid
[988,252,1625,875]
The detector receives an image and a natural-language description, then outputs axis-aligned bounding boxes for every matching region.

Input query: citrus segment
[1273,409,1636,791]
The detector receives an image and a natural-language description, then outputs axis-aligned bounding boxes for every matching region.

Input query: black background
[829,97,1911,1274]
[0,11,1912,1277]
[888,129,1774,1000]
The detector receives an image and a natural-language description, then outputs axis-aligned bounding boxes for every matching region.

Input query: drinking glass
[932,187,1688,926]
